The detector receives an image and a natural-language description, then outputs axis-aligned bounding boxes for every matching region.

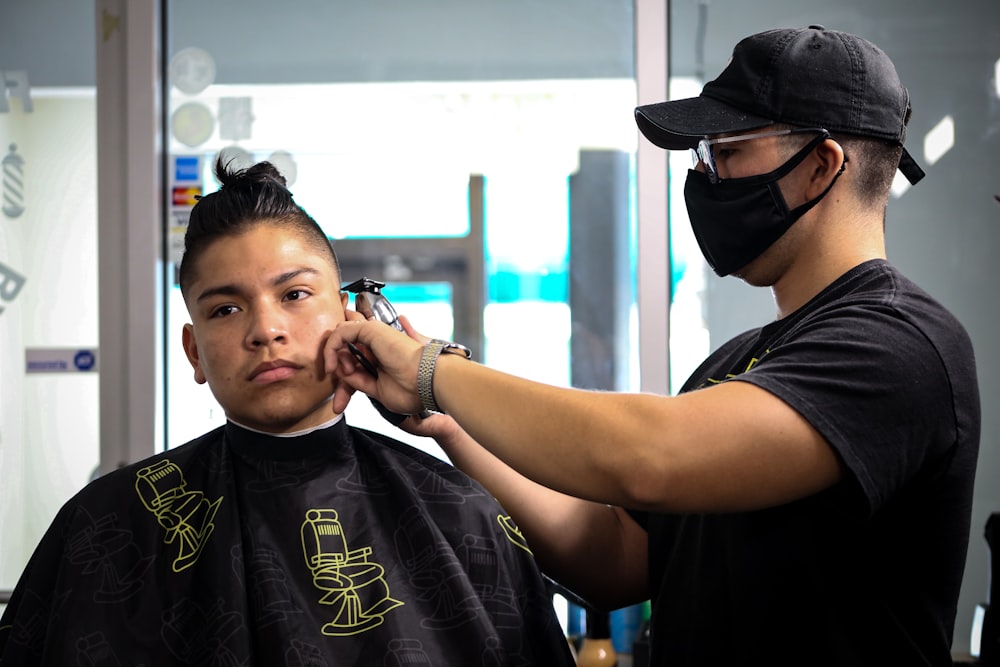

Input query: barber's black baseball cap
[635,25,924,184]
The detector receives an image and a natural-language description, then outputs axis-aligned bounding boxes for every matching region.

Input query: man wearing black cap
[325,26,981,665]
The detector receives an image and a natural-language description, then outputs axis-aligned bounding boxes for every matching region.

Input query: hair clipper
[342,277,410,425]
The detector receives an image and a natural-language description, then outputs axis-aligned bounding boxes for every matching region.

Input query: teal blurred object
[490,268,568,303]
[611,603,643,654]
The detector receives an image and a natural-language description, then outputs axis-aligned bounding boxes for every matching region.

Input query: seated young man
[0,159,574,665]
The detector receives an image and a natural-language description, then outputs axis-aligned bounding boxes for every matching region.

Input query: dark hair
[178,157,340,299]
[828,133,903,209]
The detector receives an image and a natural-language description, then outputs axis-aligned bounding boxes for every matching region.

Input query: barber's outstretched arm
[326,320,843,514]
[401,410,649,610]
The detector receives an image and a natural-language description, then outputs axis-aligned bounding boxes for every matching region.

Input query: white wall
[0,94,99,585]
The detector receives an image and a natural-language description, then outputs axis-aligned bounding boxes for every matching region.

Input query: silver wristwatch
[417,339,472,414]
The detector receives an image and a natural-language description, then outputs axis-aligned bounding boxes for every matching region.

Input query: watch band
[417,339,471,414]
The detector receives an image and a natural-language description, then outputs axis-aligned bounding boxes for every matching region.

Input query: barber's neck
[770,205,886,319]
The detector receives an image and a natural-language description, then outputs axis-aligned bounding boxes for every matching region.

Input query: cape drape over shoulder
[0,419,574,666]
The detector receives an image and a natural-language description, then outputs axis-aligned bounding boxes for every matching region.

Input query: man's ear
[805,138,846,200]
[182,324,208,385]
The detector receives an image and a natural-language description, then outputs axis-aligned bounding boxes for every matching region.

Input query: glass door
[160,0,651,652]
[162,2,644,457]
[0,3,99,610]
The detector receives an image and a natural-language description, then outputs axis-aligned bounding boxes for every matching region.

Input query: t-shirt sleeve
[731,304,959,518]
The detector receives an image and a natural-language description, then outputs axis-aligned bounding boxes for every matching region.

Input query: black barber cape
[0,417,574,665]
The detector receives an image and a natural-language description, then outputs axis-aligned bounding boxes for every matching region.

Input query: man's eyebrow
[271,267,322,287]
[195,283,242,303]
[195,267,323,303]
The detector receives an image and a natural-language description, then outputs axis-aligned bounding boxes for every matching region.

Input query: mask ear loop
[784,150,848,220]
[745,131,834,185]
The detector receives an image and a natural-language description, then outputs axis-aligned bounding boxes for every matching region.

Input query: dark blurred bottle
[973,513,999,665]
[578,609,618,667]
[632,600,651,667]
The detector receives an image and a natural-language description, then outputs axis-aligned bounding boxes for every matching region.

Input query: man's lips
[248,360,302,384]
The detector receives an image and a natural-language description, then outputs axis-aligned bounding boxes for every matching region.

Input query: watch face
[169,47,216,95]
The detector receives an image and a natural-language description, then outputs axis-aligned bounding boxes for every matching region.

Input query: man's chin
[232,398,336,434]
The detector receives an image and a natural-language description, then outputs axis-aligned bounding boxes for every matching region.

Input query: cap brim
[635,95,773,150]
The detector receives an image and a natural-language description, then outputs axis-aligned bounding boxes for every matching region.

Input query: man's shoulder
[73,426,226,500]
[790,260,969,344]
[851,261,976,363]
[844,260,958,317]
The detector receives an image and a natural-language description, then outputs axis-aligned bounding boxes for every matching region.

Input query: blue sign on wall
[174,155,201,183]
[26,348,99,373]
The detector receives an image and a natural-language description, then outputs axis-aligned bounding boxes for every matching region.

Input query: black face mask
[683,134,844,277]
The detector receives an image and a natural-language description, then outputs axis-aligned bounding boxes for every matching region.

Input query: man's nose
[245,304,288,347]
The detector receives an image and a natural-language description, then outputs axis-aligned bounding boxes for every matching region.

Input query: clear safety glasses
[691,127,827,183]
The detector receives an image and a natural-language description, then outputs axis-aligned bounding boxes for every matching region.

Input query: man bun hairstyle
[178,157,340,299]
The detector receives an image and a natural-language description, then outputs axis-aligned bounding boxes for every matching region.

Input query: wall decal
[0,70,32,113]
[3,144,25,218]
[0,262,26,315]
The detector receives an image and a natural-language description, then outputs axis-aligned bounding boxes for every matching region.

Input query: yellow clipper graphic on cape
[135,460,223,572]
[301,509,403,636]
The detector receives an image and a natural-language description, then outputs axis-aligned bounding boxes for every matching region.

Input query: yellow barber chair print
[300,509,403,636]
[135,460,223,572]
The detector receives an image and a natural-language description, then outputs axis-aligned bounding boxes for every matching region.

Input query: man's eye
[284,289,310,302]
[210,305,239,318]
[715,148,737,160]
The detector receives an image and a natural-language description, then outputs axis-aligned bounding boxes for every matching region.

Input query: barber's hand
[344,308,367,324]
[395,314,429,346]
[391,314,468,437]
[323,307,369,412]
[327,306,376,412]
[324,317,426,416]
[396,409,465,443]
